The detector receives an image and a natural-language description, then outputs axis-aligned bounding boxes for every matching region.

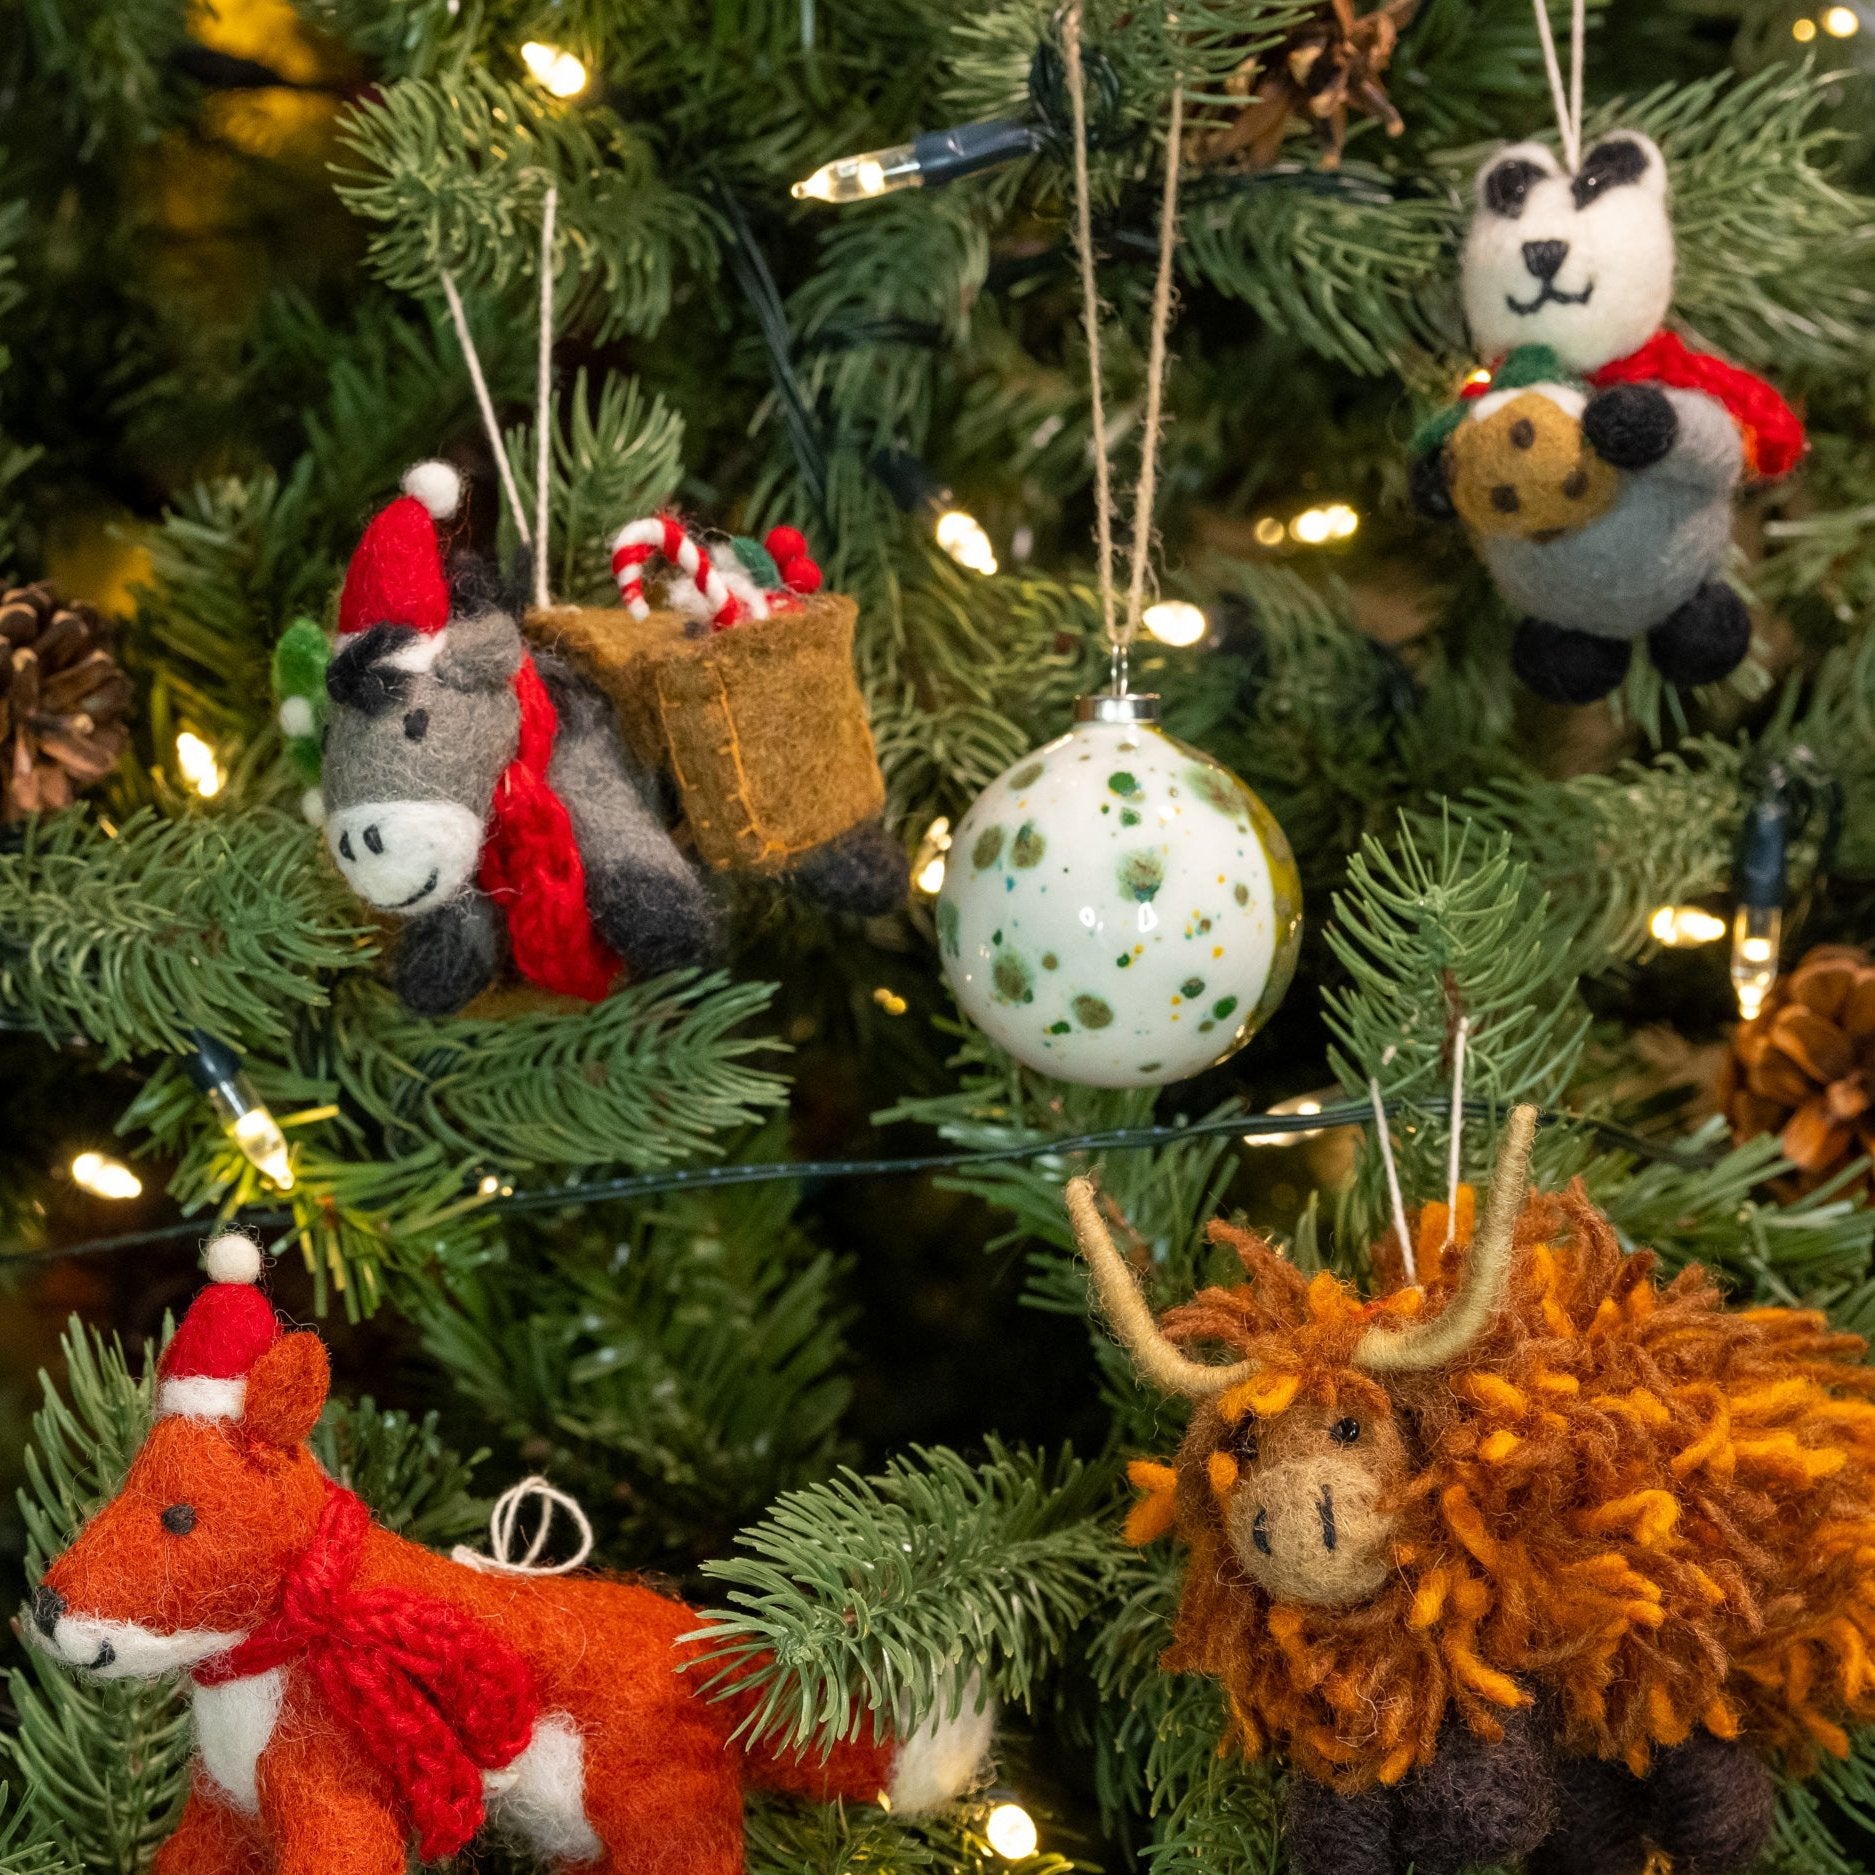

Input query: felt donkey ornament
[1069,1106,1875,1875]
[1410,129,1805,705]
[27,1236,993,1875]
[320,464,721,1016]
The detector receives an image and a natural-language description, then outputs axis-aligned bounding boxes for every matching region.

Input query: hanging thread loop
[451,1476,595,1577]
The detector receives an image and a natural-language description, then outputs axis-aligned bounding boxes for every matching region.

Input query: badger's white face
[1461,132,1673,375]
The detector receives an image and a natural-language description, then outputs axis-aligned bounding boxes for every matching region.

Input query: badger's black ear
[1573,135,1657,208]
[326,624,416,716]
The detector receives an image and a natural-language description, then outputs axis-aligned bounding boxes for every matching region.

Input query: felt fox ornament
[26,1236,992,1875]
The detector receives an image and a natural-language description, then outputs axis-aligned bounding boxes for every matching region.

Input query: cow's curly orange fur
[1130,1182,1875,1791]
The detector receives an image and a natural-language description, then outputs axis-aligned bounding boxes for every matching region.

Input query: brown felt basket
[531,594,886,876]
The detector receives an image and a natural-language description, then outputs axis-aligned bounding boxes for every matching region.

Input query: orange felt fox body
[27,1239,989,1875]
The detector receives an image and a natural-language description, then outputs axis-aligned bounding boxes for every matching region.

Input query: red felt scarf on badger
[194,1486,538,1860]
[477,653,622,1002]
[1589,331,1806,478]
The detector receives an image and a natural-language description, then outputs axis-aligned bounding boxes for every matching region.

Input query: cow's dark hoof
[1397,1711,1558,1875]
[790,820,909,917]
[1512,617,1634,704]
[1645,1735,1775,1875]
[395,893,503,1016]
[1528,1753,1649,1875]
[1284,1776,1397,1875]
[1583,383,1679,469]
[588,862,724,978]
[1647,582,1752,689]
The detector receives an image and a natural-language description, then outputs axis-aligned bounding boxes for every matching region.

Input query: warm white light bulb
[985,1801,1039,1861]
[233,1107,295,1192]
[1322,502,1360,540]
[176,731,224,798]
[1290,507,1333,546]
[520,40,589,96]
[1244,1092,1330,1148]
[1822,5,1860,35]
[913,814,952,897]
[1732,904,1783,1021]
[1648,904,1726,947]
[935,509,998,575]
[792,144,921,203]
[71,1151,142,1201]
[1792,13,1820,35]
[1142,600,1207,647]
[1253,515,1286,547]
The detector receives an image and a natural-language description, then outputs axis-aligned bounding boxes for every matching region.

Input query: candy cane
[609,514,748,629]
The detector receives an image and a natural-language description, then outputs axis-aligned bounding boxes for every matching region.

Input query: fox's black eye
[1329,1418,1361,1446]
[161,1504,196,1535]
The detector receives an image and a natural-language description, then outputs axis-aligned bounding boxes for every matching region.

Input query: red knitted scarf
[477,653,623,1002]
[1588,330,1805,479]
[194,1486,539,1859]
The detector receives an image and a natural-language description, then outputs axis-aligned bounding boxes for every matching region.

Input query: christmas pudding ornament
[271,618,329,825]
[320,462,720,1017]
[935,12,1301,1088]
[535,511,906,917]
[938,694,1299,1086]
[1408,1,1804,705]
[1067,1104,1875,1875]
[0,581,133,820]
[26,1235,994,1875]
[1720,941,1875,1197]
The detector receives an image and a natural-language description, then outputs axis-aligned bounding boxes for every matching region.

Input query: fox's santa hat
[157,1234,280,1418]
[336,461,463,640]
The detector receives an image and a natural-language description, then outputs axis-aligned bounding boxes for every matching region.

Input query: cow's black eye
[403,708,430,742]
[1483,158,1545,218]
[1329,1418,1361,1446]
[161,1504,196,1536]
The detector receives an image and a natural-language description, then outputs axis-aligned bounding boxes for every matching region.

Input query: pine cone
[1719,943,1875,1192]
[0,582,133,821]
[1196,0,1417,171]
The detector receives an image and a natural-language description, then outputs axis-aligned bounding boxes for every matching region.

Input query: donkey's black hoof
[395,893,502,1016]
[791,820,909,917]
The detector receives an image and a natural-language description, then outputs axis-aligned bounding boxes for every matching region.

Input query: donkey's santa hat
[156,1233,280,1418]
[336,461,463,640]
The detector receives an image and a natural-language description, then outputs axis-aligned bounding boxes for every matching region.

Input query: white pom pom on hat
[204,1232,264,1285]
[401,459,464,521]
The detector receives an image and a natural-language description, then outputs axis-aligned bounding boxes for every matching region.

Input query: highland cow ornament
[1068,1107,1875,1875]
[1410,133,1805,704]
[25,1236,992,1875]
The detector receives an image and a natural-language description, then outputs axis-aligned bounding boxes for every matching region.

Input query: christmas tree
[3,0,1875,1869]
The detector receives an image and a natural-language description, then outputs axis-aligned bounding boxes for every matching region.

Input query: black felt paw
[1284,1777,1397,1875]
[589,864,724,978]
[1645,1736,1775,1875]
[1511,617,1634,704]
[1409,446,1457,521]
[791,820,910,917]
[395,893,502,1016]
[1396,1713,1558,1875]
[1583,383,1679,469]
[1528,1754,1650,1875]
[1647,581,1751,689]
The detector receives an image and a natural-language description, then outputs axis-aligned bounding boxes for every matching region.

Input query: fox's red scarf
[194,1486,538,1859]
[477,653,622,1002]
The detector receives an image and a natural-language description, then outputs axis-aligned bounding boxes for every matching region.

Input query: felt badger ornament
[1068,1106,1875,1875]
[321,465,721,1016]
[26,1237,993,1875]
[1412,134,1805,704]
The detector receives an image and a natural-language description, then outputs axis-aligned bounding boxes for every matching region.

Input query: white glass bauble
[937,695,1302,1088]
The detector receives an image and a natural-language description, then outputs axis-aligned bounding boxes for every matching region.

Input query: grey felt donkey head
[321,611,523,917]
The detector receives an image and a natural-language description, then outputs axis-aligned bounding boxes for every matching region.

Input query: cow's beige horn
[1355,1102,1540,1374]
[1064,1177,1258,1398]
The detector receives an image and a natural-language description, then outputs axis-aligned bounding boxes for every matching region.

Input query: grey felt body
[1480,387,1742,640]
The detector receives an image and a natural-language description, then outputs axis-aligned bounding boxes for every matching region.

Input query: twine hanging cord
[1531,0,1589,172]
[1061,3,1186,684]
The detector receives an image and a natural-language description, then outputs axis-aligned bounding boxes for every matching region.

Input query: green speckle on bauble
[1048,1020,1071,1035]
[1116,952,1132,969]
[1181,977,1204,998]
[1120,808,1141,827]
[1186,762,1244,818]
[993,951,1034,1004]
[1010,761,1045,788]
[1108,770,1142,798]
[1118,851,1165,902]
[1212,995,1238,1021]
[1011,821,1047,868]
[1072,994,1115,1029]
[936,899,960,957]
[972,825,1006,869]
